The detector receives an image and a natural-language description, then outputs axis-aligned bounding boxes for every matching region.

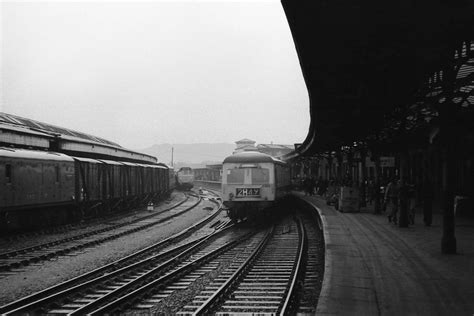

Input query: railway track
[0,192,180,242]
[197,186,221,198]
[297,210,325,314]
[0,197,228,315]
[182,217,306,315]
[82,215,312,315]
[89,226,268,315]
[1,202,325,315]
[0,193,205,273]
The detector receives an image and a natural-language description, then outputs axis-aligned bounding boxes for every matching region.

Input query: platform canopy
[282,0,474,156]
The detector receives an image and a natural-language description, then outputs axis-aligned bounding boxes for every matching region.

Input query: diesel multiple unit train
[221,151,291,221]
[175,167,194,190]
[0,147,175,233]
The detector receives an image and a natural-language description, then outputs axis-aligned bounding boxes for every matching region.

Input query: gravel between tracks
[0,192,218,306]
[148,243,237,315]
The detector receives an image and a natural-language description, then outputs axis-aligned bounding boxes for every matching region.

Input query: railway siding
[0,192,186,251]
[0,192,219,307]
[0,194,199,273]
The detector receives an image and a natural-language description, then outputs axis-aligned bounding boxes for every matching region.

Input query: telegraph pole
[171,146,174,167]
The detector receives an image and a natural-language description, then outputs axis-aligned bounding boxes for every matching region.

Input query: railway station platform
[292,192,474,315]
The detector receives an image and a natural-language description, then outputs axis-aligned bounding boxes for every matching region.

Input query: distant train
[221,151,291,221]
[0,148,173,233]
[175,167,194,190]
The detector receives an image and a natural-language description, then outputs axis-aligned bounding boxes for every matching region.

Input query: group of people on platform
[382,177,434,226]
[294,175,434,227]
[298,176,329,197]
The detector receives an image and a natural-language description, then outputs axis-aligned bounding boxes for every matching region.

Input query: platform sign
[338,186,359,212]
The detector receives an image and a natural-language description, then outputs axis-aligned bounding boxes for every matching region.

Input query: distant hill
[138,143,235,166]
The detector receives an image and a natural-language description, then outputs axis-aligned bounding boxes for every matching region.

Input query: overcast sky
[1,1,309,150]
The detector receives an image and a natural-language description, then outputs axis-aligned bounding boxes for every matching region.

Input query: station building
[0,112,157,164]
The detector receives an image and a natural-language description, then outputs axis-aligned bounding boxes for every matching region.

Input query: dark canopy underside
[282,0,474,155]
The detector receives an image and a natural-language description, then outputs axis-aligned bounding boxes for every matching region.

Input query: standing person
[310,177,317,196]
[321,179,328,197]
[316,177,322,195]
[367,179,375,205]
[422,177,434,226]
[303,177,311,196]
[384,178,400,224]
[407,181,417,225]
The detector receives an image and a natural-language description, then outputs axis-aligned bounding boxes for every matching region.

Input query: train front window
[227,169,245,184]
[251,168,269,184]
[181,168,192,175]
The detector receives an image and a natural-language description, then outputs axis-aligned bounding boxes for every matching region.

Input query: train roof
[0,148,75,162]
[222,151,286,165]
[158,163,172,170]
[134,163,167,169]
[120,161,140,167]
[0,148,169,168]
[73,156,106,164]
[97,159,124,166]
[178,167,193,171]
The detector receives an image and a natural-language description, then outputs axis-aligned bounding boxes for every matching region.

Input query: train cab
[221,151,290,220]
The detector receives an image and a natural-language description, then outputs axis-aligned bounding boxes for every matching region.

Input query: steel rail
[0,196,200,272]
[279,217,307,315]
[193,225,275,315]
[0,196,191,260]
[3,237,205,315]
[199,188,221,200]
[2,224,233,315]
[86,230,263,315]
[0,198,223,315]
[294,211,324,314]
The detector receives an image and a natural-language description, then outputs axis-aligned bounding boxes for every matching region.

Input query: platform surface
[294,193,474,315]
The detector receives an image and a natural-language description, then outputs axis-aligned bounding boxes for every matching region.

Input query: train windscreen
[180,167,192,175]
[227,169,245,184]
[251,168,269,184]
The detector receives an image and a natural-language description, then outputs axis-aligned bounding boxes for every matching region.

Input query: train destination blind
[236,188,260,197]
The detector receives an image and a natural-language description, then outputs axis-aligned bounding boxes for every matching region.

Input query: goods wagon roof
[72,156,102,164]
[157,163,172,170]
[121,162,140,167]
[0,148,74,162]
[97,159,124,166]
[135,163,166,169]
[223,151,285,164]
[135,163,151,168]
